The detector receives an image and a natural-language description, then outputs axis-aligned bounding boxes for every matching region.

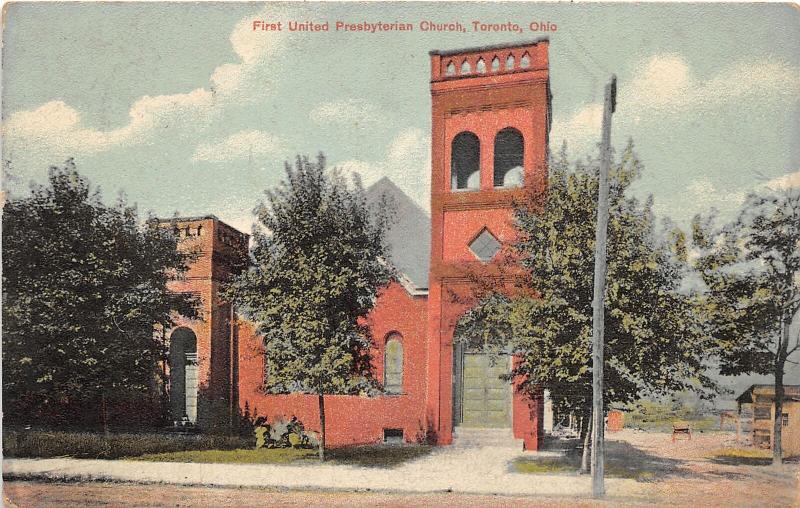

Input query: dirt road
[2,481,651,508]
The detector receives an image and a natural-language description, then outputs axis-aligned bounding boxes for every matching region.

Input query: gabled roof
[736,384,800,404]
[366,177,430,292]
[396,271,428,297]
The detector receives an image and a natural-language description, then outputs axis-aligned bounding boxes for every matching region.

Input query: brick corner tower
[160,216,249,431]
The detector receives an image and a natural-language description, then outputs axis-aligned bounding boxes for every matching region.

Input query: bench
[672,421,691,442]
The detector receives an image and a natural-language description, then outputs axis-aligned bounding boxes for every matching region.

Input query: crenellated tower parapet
[429,38,549,83]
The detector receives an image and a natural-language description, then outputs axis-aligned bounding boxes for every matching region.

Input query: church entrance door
[454,344,512,428]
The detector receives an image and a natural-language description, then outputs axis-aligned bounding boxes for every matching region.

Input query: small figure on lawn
[284,416,310,448]
[254,416,271,449]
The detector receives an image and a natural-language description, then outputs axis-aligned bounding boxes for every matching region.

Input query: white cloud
[387,127,429,163]
[192,130,283,163]
[3,5,293,169]
[549,103,603,154]
[334,127,431,210]
[686,176,747,214]
[210,7,291,99]
[551,54,800,152]
[309,99,381,126]
[764,170,800,190]
[652,175,750,225]
[336,160,378,182]
[624,54,800,115]
[219,212,259,239]
[4,89,214,157]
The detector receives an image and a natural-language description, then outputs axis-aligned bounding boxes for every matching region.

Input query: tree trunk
[578,413,587,441]
[772,316,790,466]
[318,393,326,462]
[101,392,110,438]
[581,410,592,474]
[773,360,784,466]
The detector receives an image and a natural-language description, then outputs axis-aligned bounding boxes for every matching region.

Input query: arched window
[520,52,531,69]
[446,61,456,76]
[476,58,486,74]
[384,334,404,394]
[491,56,500,72]
[461,59,471,75]
[494,128,524,188]
[451,132,480,190]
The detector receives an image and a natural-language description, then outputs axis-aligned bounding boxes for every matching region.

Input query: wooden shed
[736,384,800,457]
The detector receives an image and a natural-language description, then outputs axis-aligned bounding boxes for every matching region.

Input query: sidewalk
[3,443,645,498]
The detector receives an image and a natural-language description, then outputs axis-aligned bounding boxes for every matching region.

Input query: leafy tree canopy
[692,188,799,464]
[457,142,718,417]
[692,190,800,376]
[225,154,395,397]
[2,160,198,427]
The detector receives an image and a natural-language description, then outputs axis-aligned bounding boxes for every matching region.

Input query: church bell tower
[425,39,551,448]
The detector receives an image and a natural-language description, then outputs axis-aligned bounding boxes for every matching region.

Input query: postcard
[2,2,799,506]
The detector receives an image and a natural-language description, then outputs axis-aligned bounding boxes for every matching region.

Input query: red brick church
[162,40,551,451]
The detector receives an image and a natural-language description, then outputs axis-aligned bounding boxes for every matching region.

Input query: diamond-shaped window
[469,228,501,262]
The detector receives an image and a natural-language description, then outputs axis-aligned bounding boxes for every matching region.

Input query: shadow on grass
[709,449,800,467]
[538,435,583,453]
[711,456,773,466]
[133,444,434,469]
[513,438,687,482]
[325,445,434,468]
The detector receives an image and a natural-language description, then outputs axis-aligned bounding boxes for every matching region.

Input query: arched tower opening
[169,327,198,423]
[451,131,480,190]
[493,128,524,188]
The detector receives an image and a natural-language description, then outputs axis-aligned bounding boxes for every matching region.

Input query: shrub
[622,398,717,432]
[3,429,250,459]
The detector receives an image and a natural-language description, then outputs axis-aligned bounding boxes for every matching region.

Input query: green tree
[225,154,394,460]
[692,188,800,465]
[458,143,717,467]
[2,160,198,430]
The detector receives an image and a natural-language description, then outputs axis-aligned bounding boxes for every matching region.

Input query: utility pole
[591,75,617,498]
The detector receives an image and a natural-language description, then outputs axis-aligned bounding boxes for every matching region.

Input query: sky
[3,2,799,236]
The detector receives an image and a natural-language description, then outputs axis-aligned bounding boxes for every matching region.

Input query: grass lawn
[134,445,433,468]
[708,447,778,466]
[511,454,658,481]
[133,447,316,464]
[3,429,249,460]
[512,437,673,482]
[512,456,576,474]
[625,416,719,433]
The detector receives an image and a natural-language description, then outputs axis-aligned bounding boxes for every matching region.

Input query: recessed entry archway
[452,319,512,429]
[169,327,198,423]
